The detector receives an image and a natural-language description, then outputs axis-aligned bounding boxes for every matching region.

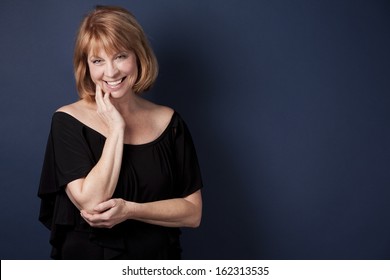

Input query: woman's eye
[92,59,102,64]
[117,54,127,60]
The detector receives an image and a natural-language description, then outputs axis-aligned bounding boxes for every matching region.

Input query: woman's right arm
[65,86,125,213]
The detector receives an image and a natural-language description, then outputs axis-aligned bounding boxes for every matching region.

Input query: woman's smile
[104,77,127,90]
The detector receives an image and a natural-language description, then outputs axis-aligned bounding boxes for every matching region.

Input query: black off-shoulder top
[38,111,203,259]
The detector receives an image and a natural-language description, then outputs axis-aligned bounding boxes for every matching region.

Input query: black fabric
[38,111,203,259]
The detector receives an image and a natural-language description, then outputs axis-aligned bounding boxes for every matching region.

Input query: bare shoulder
[151,103,175,127]
[155,104,175,121]
[153,105,174,137]
[56,100,95,120]
[140,99,175,131]
[56,101,79,115]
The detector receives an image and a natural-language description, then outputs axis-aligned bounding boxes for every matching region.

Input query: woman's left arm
[80,189,202,228]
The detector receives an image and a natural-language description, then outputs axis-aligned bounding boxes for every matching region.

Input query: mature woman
[38,5,203,260]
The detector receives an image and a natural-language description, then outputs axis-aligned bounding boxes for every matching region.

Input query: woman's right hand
[95,85,125,133]
[64,84,126,212]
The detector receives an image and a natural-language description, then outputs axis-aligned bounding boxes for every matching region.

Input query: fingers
[80,203,117,228]
[96,84,115,111]
[95,84,104,111]
[94,199,116,213]
[80,213,105,228]
[95,84,107,109]
[95,84,103,99]
[94,84,125,131]
[103,88,111,104]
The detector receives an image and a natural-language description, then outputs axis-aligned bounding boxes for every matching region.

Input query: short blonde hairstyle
[73,5,158,100]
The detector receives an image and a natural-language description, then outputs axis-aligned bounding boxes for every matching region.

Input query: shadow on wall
[148,19,265,259]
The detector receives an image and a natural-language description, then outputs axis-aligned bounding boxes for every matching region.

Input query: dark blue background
[1,0,389,259]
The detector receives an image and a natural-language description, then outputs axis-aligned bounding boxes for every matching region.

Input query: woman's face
[87,49,138,99]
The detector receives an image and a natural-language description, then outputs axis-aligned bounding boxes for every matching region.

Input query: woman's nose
[104,62,118,77]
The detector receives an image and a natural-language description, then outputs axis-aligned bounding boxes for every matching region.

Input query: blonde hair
[73,5,158,100]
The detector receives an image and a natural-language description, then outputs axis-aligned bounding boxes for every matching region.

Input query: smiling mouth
[104,77,126,87]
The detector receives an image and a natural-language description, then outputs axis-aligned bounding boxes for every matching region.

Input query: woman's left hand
[80,198,132,228]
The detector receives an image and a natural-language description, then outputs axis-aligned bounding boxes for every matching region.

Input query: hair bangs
[87,29,129,57]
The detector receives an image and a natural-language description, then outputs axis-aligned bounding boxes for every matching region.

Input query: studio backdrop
[1,0,390,259]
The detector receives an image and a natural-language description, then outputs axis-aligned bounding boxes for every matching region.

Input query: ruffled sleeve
[37,112,96,258]
[37,128,59,229]
[172,113,203,197]
[50,112,95,187]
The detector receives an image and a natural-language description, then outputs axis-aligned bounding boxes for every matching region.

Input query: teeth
[106,79,122,86]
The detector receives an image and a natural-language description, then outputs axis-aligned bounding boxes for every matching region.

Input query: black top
[38,111,203,259]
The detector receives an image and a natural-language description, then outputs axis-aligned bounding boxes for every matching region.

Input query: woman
[38,5,203,260]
